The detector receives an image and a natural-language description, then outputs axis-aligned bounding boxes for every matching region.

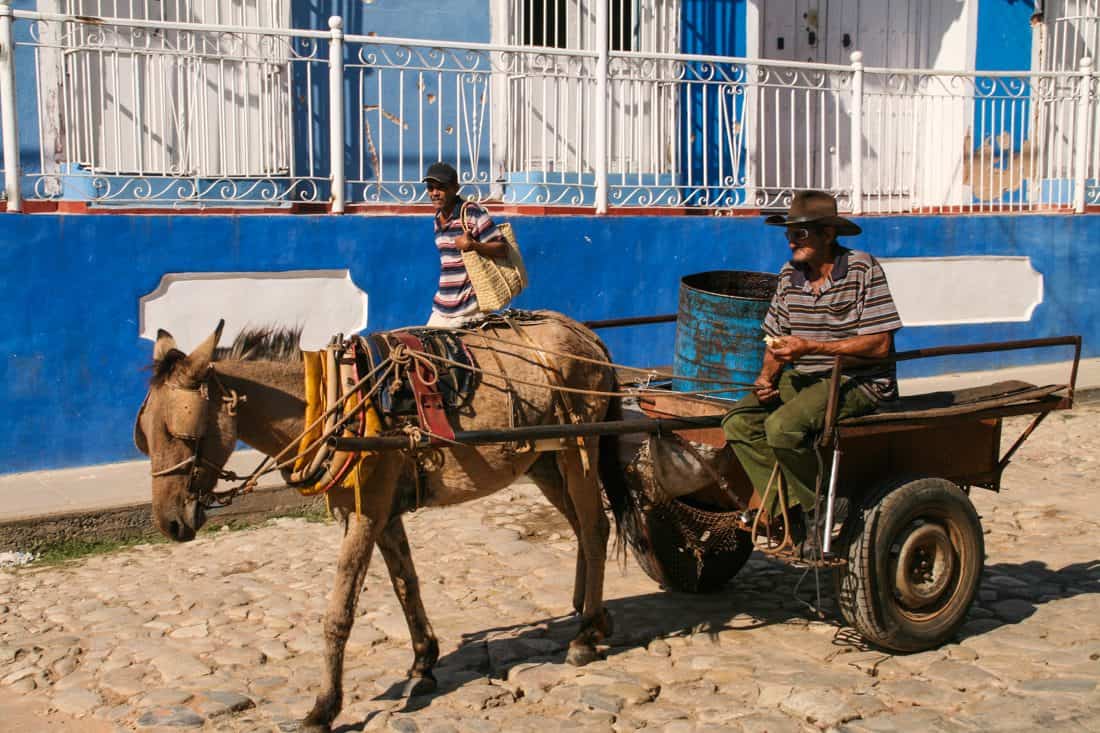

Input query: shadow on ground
[328,556,1100,729]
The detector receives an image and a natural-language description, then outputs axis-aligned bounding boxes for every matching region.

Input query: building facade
[0,0,1097,473]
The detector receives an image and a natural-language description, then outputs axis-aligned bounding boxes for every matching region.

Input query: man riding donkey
[422,161,508,327]
[722,191,903,555]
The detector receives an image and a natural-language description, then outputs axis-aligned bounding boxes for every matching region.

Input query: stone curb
[0,484,322,553]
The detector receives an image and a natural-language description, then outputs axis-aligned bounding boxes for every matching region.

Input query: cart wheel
[834,476,984,652]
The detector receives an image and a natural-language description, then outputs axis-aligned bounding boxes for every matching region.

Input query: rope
[150,454,196,477]
[391,342,754,403]
[386,339,442,387]
[226,359,397,495]
[210,369,247,416]
[220,321,755,502]
[393,321,758,390]
[751,463,797,555]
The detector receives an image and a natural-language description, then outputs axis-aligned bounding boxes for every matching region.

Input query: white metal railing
[342,35,600,207]
[857,63,1097,214]
[0,4,1096,214]
[0,1,15,207]
[13,7,323,205]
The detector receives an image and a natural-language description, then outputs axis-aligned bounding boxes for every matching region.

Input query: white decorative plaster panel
[879,256,1043,327]
[139,270,368,352]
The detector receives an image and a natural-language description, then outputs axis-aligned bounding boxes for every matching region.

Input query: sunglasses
[785,226,820,242]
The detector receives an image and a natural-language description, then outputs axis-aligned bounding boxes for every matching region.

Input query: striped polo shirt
[432,198,502,318]
[762,247,903,401]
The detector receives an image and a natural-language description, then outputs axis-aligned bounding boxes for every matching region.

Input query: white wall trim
[879,255,1044,327]
[139,269,369,352]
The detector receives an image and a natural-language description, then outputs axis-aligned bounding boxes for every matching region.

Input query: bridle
[148,368,249,509]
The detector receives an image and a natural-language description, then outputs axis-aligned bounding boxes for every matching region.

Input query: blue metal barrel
[672,271,778,400]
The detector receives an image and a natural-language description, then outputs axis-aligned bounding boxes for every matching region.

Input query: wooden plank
[838,396,1070,439]
[841,384,1066,425]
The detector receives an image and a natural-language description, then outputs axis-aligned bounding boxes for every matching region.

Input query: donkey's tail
[598,371,635,560]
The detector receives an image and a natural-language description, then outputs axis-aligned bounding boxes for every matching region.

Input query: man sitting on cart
[722,190,903,548]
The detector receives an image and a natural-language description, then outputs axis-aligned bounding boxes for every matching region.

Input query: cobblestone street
[2,404,1099,732]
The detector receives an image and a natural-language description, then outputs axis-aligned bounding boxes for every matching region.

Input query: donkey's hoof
[402,672,438,698]
[566,643,599,667]
[298,719,331,733]
[300,700,336,732]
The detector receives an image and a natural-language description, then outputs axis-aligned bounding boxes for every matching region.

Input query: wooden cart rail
[332,336,1081,454]
[822,335,1082,446]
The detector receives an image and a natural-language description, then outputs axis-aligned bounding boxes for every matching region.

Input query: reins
[147,367,251,508]
[181,321,760,508]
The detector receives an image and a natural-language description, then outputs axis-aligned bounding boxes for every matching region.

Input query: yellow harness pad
[294,350,383,498]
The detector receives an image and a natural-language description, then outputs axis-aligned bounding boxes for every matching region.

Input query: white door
[491,0,680,188]
[50,0,291,179]
[750,0,974,212]
[752,0,849,207]
[1034,0,1100,204]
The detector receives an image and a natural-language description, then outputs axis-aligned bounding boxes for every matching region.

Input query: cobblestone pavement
[2,404,1099,732]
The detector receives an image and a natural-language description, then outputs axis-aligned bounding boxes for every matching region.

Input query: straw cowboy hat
[764,190,862,236]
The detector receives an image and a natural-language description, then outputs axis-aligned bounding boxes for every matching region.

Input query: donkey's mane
[215,327,304,363]
[149,327,303,385]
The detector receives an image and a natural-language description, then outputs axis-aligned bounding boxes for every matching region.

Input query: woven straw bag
[459,202,528,312]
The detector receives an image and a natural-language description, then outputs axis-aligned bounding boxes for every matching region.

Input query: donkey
[133,313,631,732]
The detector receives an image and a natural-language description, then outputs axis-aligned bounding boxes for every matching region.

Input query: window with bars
[523,0,567,48]
[519,0,636,51]
[497,0,679,178]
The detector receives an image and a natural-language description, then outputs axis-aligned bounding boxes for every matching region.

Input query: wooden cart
[627,334,1082,652]
[333,321,1081,652]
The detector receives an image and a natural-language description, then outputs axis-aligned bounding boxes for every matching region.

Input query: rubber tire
[834,476,984,652]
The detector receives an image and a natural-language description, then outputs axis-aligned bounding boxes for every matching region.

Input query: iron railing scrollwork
[0,6,1096,214]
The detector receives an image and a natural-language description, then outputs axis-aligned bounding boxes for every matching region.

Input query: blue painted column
[678,0,747,206]
[972,0,1037,206]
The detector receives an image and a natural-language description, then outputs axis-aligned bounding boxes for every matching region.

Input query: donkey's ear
[153,329,178,362]
[181,319,225,384]
[133,395,150,455]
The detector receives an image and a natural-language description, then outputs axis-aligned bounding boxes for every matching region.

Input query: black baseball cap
[422,161,458,187]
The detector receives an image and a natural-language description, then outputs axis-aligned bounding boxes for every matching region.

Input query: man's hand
[454,232,475,252]
[767,335,815,364]
[455,233,508,258]
[753,374,780,403]
[767,332,893,364]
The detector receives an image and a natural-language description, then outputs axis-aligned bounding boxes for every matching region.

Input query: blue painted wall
[293,1,492,42]
[1,211,1095,474]
[678,0,748,203]
[681,0,746,56]
[971,1,1037,206]
[975,0,1035,71]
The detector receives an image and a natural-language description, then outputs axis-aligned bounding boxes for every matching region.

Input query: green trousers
[721,370,878,516]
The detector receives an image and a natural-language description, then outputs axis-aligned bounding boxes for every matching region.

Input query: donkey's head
[134,321,238,541]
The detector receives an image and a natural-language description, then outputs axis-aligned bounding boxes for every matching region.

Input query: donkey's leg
[527,453,587,614]
[559,443,612,667]
[303,456,401,733]
[377,515,440,697]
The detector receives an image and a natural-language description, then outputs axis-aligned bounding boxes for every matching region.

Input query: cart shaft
[330,414,726,452]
